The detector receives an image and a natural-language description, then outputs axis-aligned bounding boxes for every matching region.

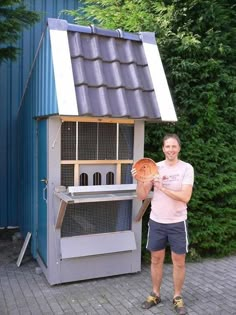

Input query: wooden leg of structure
[55,200,67,229]
[134,198,151,222]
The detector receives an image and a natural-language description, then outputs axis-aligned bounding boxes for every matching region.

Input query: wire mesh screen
[98,123,116,159]
[119,124,134,159]
[61,200,132,237]
[121,164,133,184]
[61,165,74,187]
[61,121,134,186]
[78,122,97,160]
[61,122,76,160]
[61,122,133,161]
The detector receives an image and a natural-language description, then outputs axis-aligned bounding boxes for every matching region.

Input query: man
[132,134,194,315]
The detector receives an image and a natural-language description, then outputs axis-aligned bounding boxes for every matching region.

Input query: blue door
[37,120,48,265]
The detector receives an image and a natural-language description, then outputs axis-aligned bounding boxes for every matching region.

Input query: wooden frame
[60,116,134,124]
[61,160,133,186]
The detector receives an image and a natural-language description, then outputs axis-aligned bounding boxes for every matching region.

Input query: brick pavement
[0,233,236,315]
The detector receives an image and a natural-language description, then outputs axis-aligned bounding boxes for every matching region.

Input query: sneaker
[141,292,161,309]
[173,296,187,314]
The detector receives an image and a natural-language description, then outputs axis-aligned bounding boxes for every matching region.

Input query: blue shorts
[146,219,189,254]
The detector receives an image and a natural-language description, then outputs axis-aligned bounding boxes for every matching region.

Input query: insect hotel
[17,18,177,285]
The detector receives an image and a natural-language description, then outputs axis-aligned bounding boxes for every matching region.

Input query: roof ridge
[47,18,142,41]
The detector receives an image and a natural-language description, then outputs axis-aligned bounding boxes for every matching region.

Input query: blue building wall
[0,0,78,227]
[17,24,58,256]
[36,120,48,264]
[16,87,38,249]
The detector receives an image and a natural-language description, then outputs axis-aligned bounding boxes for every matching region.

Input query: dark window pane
[61,165,74,187]
[119,124,134,159]
[121,164,132,184]
[61,122,76,160]
[78,122,97,160]
[98,123,116,159]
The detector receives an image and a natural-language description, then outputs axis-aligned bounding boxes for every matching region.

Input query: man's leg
[141,249,165,309]
[171,252,186,297]
[151,249,165,296]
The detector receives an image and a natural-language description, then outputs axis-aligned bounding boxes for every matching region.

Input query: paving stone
[1,239,236,314]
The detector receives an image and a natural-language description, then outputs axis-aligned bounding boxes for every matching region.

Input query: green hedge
[68,0,236,259]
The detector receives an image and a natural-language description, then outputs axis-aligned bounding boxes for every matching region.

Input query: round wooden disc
[133,158,158,182]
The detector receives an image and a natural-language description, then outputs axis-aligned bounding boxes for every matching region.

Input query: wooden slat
[116,163,121,184]
[135,198,151,222]
[60,116,134,124]
[55,200,68,229]
[61,160,133,165]
[74,164,79,186]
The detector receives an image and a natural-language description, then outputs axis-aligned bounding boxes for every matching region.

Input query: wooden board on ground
[16,232,31,267]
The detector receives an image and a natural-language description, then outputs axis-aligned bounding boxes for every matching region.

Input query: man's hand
[152,174,162,190]
[131,167,137,179]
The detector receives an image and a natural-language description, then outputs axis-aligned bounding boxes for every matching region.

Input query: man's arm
[160,184,193,203]
[136,181,153,200]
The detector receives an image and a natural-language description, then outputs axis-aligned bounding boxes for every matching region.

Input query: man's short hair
[163,134,181,147]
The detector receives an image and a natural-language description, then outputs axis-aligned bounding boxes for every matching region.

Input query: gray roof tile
[68,29,161,119]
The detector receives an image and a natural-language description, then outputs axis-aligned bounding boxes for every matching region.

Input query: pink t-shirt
[150,160,194,224]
